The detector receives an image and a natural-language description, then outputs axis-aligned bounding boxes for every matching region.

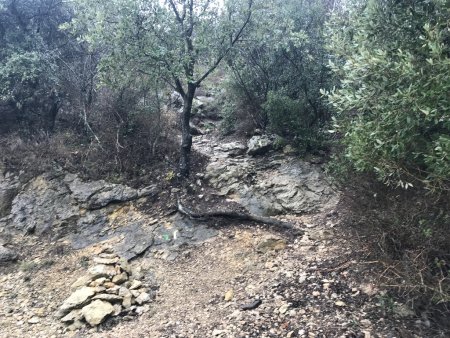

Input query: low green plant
[40,259,55,269]
[165,170,175,182]
[19,260,39,272]
[219,102,237,136]
[264,91,327,154]
[79,256,89,269]
[377,293,395,315]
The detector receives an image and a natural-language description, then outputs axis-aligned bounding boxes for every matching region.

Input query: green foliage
[263,92,304,136]
[19,260,39,272]
[219,101,238,135]
[68,0,256,175]
[165,170,176,182]
[0,0,73,132]
[263,91,325,153]
[225,0,333,151]
[377,293,395,314]
[325,0,450,191]
[68,0,254,91]
[0,52,44,101]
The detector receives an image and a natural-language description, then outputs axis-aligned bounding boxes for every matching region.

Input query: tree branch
[167,0,183,24]
[196,0,253,85]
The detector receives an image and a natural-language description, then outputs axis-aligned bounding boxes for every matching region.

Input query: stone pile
[56,249,154,330]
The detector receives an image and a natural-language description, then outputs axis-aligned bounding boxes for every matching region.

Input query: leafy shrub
[263,91,327,153]
[224,0,333,148]
[325,0,450,191]
[219,101,238,136]
[325,0,450,323]
[337,171,450,313]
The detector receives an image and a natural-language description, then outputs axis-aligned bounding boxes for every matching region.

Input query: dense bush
[0,84,177,183]
[0,0,176,179]
[325,0,450,191]
[223,0,334,152]
[263,91,328,152]
[325,0,450,315]
[337,171,450,321]
[0,0,70,132]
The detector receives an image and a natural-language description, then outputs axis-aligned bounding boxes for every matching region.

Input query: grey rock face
[205,156,338,216]
[65,174,151,210]
[192,96,219,119]
[8,173,157,237]
[4,171,217,264]
[0,245,18,264]
[170,91,183,108]
[0,174,20,217]
[247,135,273,156]
[215,142,247,157]
[0,186,17,218]
[11,173,80,234]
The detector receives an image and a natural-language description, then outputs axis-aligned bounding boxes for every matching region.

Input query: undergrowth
[333,165,450,333]
[0,126,178,187]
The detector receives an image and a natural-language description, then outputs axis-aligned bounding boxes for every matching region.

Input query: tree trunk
[46,89,60,132]
[179,82,197,177]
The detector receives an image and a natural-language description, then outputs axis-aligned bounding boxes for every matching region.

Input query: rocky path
[0,120,431,337]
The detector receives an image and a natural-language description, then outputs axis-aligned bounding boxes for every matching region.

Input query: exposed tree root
[177,200,304,235]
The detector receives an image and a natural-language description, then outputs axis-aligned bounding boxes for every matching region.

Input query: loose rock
[224,290,234,302]
[27,317,40,324]
[129,280,142,290]
[112,272,128,285]
[88,264,117,279]
[135,292,151,305]
[257,236,287,253]
[241,299,262,311]
[247,135,273,156]
[122,295,132,309]
[93,257,119,265]
[279,304,290,314]
[58,287,97,316]
[0,245,18,264]
[71,275,94,289]
[92,294,123,303]
[81,300,114,326]
[60,310,83,323]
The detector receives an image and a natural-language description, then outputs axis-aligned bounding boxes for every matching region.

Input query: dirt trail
[0,122,429,337]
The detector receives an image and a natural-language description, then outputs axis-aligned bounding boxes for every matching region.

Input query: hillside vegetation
[0,0,449,335]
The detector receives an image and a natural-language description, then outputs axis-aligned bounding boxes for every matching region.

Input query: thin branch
[196,0,253,85]
[167,0,183,24]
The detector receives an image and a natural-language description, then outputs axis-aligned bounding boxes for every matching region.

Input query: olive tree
[69,0,255,176]
[325,0,450,191]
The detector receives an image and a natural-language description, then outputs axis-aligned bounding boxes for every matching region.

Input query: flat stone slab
[58,287,98,316]
[81,300,114,326]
